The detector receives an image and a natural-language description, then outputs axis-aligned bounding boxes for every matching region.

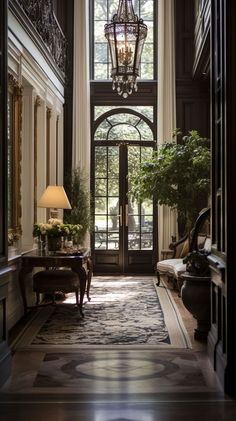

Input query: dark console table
[19,249,92,317]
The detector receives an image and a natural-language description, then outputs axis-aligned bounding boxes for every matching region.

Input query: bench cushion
[157,258,183,274]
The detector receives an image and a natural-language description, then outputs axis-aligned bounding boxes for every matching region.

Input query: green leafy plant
[64,167,91,245]
[129,130,210,232]
[183,249,210,277]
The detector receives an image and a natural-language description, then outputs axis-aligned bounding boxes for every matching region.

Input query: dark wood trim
[56,115,59,185]
[209,0,236,397]
[33,96,41,224]
[0,0,8,264]
[175,0,210,138]
[46,107,52,186]
[90,81,157,107]
[63,0,74,182]
[193,0,210,77]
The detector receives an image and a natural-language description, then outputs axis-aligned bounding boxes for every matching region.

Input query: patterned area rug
[14,276,191,349]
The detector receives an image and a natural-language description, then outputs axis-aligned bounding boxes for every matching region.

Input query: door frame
[91,108,157,274]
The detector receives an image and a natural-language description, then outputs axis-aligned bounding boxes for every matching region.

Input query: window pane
[95,178,107,196]
[95,198,107,214]
[95,215,107,230]
[142,43,153,63]
[137,120,154,140]
[94,0,107,20]
[95,43,108,63]
[140,63,154,79]
[109,124,140,141]
[94,63,108,80]
[140,0,154,20]
[94,120,111,140]
[94,20,107,42]
[107,233,119,249]
[95,147,107,176]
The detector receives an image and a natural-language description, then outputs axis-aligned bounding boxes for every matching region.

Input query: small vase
[39,234,47,253]
[47,236,62,252]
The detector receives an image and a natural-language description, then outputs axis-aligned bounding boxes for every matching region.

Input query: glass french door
[93,142,156,273]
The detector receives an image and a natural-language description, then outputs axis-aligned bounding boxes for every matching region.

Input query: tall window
[90,0,157,273]
[92,0,155,80]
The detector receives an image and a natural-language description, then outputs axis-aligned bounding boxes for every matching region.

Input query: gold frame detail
[8,74,23,244]
[34,95,41,224]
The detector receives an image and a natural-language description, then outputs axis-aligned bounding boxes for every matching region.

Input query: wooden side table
[19,249,92,317]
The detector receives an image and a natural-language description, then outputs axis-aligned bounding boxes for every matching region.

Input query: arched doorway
[91,108,157,273]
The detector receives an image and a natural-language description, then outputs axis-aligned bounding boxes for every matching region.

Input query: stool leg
[36,292,40,305]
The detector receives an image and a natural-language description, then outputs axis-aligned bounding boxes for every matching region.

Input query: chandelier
[104,0,147,98]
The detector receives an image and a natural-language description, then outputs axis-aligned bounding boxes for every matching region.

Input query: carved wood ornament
[16,0,66,73]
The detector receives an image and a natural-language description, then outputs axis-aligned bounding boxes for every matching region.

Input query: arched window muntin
[93,108,156,144]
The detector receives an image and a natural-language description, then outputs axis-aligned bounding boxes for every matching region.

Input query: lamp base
[50,209,59,219]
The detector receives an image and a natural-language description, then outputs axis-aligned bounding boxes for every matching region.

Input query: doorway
[92,108,157,273]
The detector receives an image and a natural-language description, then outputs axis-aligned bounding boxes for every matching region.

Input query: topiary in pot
[64,167,91,246]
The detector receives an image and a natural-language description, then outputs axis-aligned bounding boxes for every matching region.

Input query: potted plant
[64,167,91,246]
[129,130,210,233]
[183,248,210,277]
[181,247,211,340]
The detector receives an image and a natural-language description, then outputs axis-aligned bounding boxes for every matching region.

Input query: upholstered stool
[33,269,80,306]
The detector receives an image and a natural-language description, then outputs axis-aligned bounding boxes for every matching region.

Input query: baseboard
[0,343,12,387]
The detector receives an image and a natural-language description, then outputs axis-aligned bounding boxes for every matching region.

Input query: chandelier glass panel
[104,0,148,98]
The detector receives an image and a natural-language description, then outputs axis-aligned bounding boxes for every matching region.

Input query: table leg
[86,257,93,302]
[75,267,87,317]
[19,268,32,316]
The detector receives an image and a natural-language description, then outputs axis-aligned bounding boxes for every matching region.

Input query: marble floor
[1,280,236,420]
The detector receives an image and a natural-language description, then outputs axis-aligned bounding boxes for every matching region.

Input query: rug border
[13,276,191,350]
[155,280,192,349]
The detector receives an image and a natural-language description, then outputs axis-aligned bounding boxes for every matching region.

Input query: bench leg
[156,271,161,286]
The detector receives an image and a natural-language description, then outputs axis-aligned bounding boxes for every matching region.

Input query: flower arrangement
[8,231,20,246]
[33,218,82,239]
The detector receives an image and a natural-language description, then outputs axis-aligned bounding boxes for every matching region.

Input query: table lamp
[38,185,71,219]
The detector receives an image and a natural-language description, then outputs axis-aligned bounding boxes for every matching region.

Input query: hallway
[1,279,235,421]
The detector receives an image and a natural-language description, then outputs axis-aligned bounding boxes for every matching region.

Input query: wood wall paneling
[0,0,8,264]
[175,0,210,138]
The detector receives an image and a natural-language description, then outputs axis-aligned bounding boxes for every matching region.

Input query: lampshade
[104,0,147,98]
[38,185,71,210]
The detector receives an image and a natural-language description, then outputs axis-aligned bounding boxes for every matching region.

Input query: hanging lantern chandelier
[104,0,147,98]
